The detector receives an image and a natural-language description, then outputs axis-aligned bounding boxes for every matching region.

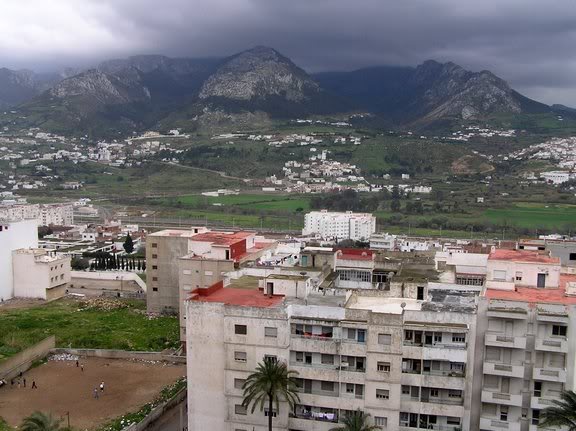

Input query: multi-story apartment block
[303,210,376,241]
[0,203,74,226]
[186,257,481,431]
[477,249,576,431]
[146,228,276,341]
[0,218,38,301]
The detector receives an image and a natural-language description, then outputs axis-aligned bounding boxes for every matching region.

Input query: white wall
[0,219,38,301]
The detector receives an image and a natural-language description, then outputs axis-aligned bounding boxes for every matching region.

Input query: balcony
[399,425,462,431]
[535,338,568,353]
[485,333,527,349]
[529,424,556,431]
[402,344,468,363]
[533,366,567,383]
[531,396,559,410]
[290,337,339,355]
[481,390,523,407]
[483,361,525,378]
[288,417,336,431]
[401,373,465,390]
[479,417,521,431]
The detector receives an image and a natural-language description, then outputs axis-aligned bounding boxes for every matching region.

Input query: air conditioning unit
[340,362,349,368]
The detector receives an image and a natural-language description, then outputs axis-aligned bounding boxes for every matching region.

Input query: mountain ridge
[0,47,557,136]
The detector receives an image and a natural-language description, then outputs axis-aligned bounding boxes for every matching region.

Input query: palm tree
[330,409,381,431]
[540,390,576,430]
[242,358,300,431]
[20,412,67,431]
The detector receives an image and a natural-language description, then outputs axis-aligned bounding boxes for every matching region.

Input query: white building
[370,233,397,250]
[12,249,71,300]
[303,210,376,241]
[186,274,479,431]
[541,171,573,185]
[0,203,74,226]
[0,219,39,301]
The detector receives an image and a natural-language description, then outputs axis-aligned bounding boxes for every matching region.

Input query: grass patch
[484,203,576,229]
[0,299,179,362]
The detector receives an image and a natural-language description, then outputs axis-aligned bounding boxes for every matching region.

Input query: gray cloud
[1,0,575,105]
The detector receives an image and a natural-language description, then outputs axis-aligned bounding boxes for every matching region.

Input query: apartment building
[0,203,74,226]
[477,249,576,431]
[303,210,376,241]
[185,260,481,431]
[12,249,71,300]
[146,228,277,341]
[0,218,38,301]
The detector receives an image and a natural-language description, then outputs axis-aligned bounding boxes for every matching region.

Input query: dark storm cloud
[1,0,576,105]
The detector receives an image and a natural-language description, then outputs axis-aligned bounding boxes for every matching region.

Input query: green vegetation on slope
[0,299,179,362]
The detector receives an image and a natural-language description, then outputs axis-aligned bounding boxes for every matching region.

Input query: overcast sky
[2,0,576,105]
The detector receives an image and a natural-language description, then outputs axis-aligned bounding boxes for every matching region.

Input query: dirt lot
[0,357,185,429]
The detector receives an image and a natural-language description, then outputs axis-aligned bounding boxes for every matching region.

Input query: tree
[390,199,401,212]
[71,257,89,271]
[21,412,68,431]
[242,358,300,431]
[329,409,381,431]
[540,390,576,430]
[123,233,134,254]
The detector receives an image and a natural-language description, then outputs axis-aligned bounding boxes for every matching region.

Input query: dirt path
[0,357,185,430]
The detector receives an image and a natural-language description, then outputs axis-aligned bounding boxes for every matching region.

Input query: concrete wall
[49,348,186,364]
[125,387,187,431]
[71,271,146,291]
[0,336,55,380]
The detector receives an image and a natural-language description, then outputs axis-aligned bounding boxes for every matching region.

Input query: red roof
[190,231,253,246]
[336,248,373,261]
[192,286,284,308]
[488,249,560,264]
[485,274,576,305]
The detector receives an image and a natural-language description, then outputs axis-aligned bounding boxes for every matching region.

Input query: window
[532,409,540,426]
[430,389,439,397]
[447,417,460,426]
[152,265,157,270]
[152,254,157,259]
[152,277,158,281]
[377,362,391,372]
[234,378,245,389]
[264,355,277,363]
[375,417,387,427]
[500,406,509,422]
[552,325,567,337]
[452,333,466,343]
[515,271,523,281]
[235,324,247,335]
[534,381,542,397]
[402,385,410,395]
[264,327,277,338]
[321,381,335,392]
[376,389,390,399]
[234,351,247,362]
[493,270,507,281]
[152,287,158,292]
[378,334,392,345]
[570,253,576,261]
[235,405,247,415]
[295,352,303,362]
[448,389,462,398]
[264,409,277,417]
[346,383,355,393]
[151,243,157,248]
[321,354,334,365]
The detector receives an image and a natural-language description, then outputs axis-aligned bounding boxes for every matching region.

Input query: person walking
[100,381,104,392]
[93,388,99,399]
[76,360,79,368]
[81,364,84,372]
[31,380,37,389]
[23,378,26,388]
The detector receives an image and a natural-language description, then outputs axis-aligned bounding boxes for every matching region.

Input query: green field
[162,193,311,211]
[0,299,179,362]
[484,203,576,230]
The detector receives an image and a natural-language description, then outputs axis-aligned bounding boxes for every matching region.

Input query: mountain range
[0,46,559,137]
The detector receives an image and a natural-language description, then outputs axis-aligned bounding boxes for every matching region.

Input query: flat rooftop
[191,231,253,246]
[193,282,283,308]
[149,229,200,238]
[488,249,560,264]
[485,275,576,305]
[348,297,422,314]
